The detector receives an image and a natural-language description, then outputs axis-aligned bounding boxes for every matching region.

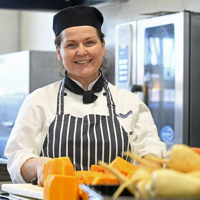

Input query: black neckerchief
[64,72,105,104]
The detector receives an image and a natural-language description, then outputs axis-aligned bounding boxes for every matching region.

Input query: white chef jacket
[4,79,167,183]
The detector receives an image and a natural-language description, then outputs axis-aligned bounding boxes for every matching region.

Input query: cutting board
[2,183,43,199]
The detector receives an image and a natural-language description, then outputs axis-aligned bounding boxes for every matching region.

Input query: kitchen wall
[0,10,19,54]
[20,11,55,51]
[0,0,200,83]
[0,10,55,54]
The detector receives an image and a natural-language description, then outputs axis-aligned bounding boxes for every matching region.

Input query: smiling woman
[4,5,167,186]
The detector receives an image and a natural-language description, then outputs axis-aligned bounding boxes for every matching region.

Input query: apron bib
[40,80,133,170]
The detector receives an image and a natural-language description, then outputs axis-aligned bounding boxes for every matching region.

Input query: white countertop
[0,181,12,191]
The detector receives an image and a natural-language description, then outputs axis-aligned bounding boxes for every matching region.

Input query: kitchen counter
[1,183,200,200]
[0,181,12,191]
[0,182,11,200]
[1,195,200,200]
[0,161,11,182]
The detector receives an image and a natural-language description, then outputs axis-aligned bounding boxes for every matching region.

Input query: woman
[4,5,166,186]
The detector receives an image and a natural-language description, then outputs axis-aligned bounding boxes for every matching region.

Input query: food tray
[88,184,132,197]
[80,184,200,200]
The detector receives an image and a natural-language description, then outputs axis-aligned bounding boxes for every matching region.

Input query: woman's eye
[67,43,76,48]
[86,41,95,46]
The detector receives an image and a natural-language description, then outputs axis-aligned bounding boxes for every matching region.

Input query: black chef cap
[53,5,104,36]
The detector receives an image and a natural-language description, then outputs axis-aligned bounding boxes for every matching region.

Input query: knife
[31,178,38,185]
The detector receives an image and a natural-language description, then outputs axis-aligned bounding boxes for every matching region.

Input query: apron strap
[57,80,65,115]
[103,81,117,117]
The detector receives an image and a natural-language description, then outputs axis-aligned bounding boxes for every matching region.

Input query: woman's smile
[74,59,93,64]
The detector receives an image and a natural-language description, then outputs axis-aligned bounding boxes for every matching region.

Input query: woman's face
[56,26,106,84]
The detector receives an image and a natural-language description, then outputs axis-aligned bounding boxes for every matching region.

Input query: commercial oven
[115,11,200,149]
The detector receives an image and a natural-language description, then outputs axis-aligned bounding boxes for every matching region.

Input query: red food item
[192,147,200,156]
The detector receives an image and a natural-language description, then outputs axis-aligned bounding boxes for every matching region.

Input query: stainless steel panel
[0,50,62,159]
[136,12,186,148]
[115,22,136,90]
[188,13,200,146]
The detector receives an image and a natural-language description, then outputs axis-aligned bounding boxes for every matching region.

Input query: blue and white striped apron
[40,80,133,170]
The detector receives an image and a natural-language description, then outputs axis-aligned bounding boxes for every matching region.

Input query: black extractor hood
[0,0,108,11]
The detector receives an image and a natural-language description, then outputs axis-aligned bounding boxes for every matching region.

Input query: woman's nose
[77,44,87,56]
